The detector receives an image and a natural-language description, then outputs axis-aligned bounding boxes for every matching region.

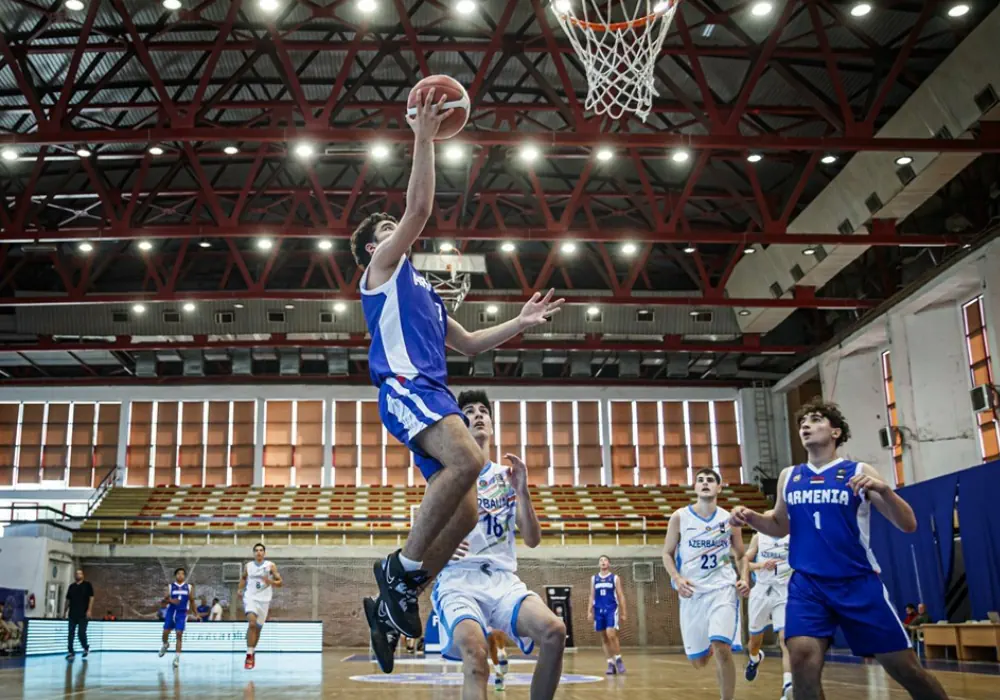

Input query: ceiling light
[850,3,871,16]
[284,304,294,310]
[259,0,280,11]
[357,0,377,12]
[653,1,669,12]
[132,303,146,315]
[747,153,763,163]
[162,0,181,9]
[234,303,245,309]
[750,1,772,16]
[948,4,970,17]
[444,144,464,162]
[553,0,571,12]
[148,145,164,156]
[455,0,476,14]
[223,146,239,155]
[744,246,756,254]
[621,242,637,255]
[182,302,196,313]
[596,147,614,162]
[1,148,17,162]
[519,145,539,163]
[803,247,817,256]
[683,245,696,254]
[486,305,499,314]
[65,0,85,10]
[294,142,314,159]
[560,241,577,254]
[671,149,690,164]
[76,148,92,158]
[739,309,751,317]
[138,241,153,251]
[440,242,455,252]
[333,302,347,313]
[500,242,516,253]
[198,240,211,248]
[586,306,600,317]
[78,241,93,253]
[257,238,273,251]
[317,239,333,251]
[895,155,913,166]
[370,143,390,160]
[962,243,972,249]
[821,154,838,164]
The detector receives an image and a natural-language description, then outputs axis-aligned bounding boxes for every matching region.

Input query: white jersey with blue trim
[245,560,275,602]
[674,505,736,594]
[361,256,450,390]
[753,533,791,587]
[447,461,518,573]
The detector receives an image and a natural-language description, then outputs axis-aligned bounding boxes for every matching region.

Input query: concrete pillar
[322,399,334,487]
[114,399,130,486]
[599,399,612,486]
[253,398,265,486]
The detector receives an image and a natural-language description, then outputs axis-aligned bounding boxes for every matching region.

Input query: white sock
[615,654,622,661]
[783,672,792,686]
[751,651,763,663]
[607,658,614,663]
[248,647,255,655]
[398,553,422,572]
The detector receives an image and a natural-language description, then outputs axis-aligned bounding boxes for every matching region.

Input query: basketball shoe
[364,596,400,674]
[373,549,428,638]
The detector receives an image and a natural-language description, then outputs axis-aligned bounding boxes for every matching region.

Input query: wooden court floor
[4,648,998,699]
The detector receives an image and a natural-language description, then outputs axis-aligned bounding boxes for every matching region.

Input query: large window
[609,400,742,486]
[880,351,905,486]
[962,297,1000,462]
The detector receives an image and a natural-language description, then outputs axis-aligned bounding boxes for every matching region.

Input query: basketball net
[552,0,680,121]
[428,250,471,311]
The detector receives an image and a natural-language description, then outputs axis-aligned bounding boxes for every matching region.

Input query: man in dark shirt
[64,569,94,660]
[196,599,211,622]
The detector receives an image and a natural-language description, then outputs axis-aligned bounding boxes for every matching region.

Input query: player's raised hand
[406,88,454,140]
[673,576,696,598]
[517,289,565,328]
[450,540,470,562]
[848,472,888,497]
[735,579,751,598]
[505,453,528,492]
[729,505,755,528]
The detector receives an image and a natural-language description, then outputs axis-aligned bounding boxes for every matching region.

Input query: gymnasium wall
[776,238,1000,485]
[78,553,686,649]
[0,386,759,491]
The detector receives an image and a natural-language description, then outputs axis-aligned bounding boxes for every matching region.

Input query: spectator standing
[64,569,94,661]
[210,598,224,621]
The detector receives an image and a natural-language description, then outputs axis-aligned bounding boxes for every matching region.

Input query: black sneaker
[373,550,428,639]
[65,653,75,661]
[364,596,400,674]
[82,649,89,659]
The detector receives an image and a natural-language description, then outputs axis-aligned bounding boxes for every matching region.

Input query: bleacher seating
[74,483,770,547]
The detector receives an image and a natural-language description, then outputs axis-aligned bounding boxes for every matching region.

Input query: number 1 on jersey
[814,511,821,530]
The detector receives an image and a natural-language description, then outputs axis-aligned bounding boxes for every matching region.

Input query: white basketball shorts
[243,595,272,625]
[678,585,743,659]
[748,582,788,636]
[431,566,540,661]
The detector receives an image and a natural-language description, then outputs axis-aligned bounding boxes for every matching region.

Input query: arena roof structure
[0,0,998,383]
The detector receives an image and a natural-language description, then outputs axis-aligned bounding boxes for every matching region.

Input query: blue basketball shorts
[785,570,911,657]
[594,607,619,632]
[378,376,466,480]
[163,607,187,632]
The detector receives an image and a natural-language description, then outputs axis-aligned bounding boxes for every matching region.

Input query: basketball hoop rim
[554,0,679,33]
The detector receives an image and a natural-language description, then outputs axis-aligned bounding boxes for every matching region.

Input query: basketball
[406,75,470,140]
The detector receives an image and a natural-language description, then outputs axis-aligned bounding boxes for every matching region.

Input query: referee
[64,569,94,660]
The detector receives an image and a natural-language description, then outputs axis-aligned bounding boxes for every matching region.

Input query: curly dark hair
[457,389,492,417]
[795,398,851,447]
[693,467,720,484]
[349,212,397,267]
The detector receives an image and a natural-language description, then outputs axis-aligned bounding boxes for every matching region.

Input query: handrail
[86,465,120,517]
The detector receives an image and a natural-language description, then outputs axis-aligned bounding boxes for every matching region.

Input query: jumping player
[587,555,627,675]
[353,87,563,643]
[730,400,950,700]
[422,390,566,700]
[662,468,749,700]
[159,567,192,668]
[238,543,282,670]
[742,527,792,699]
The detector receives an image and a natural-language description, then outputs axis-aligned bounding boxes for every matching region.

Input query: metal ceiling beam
[8,127,998,152]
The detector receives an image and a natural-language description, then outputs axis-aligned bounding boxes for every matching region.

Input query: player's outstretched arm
[508,453,541,547]
[850,463,916,533]
[730,467,791,538]
[445,289,565,356]
[368,88,452,276]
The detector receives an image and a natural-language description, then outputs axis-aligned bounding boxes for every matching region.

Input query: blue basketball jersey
[784,459,880,578]
[593,573,618,610]
[361,256,450,390]
[169,582,190,612]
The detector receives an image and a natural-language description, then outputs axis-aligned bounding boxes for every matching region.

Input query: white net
[552,0,680,121]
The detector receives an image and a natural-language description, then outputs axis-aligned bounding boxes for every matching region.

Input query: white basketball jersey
[674,505,736,594]
[245,560,275,601]
[449,461,518,573]
[754,533,791,587]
